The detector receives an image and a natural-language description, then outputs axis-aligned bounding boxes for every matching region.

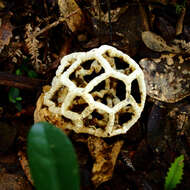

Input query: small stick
[0,72,45,90]
[137,0,150,31]
[176,7,186,35]
[34,9,80,37]
[106,0,113,42]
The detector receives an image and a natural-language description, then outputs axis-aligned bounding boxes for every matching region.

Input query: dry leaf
[88,0,128,23]
[0,15,13,53]
[141,31,190,54]
[0,0,5,9]
[139,53,190,103]
[0,170,32,190]
[58,0,84,32]
[18,151,33,185]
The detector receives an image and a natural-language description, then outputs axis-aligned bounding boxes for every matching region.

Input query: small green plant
[16,63,38,78]
[8,63,38,111]
[8,87,22,111]
[164,155,184,190]
[27,122,80,190]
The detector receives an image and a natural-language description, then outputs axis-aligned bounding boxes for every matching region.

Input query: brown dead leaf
[0,0,5,9]
[18,151,33,185]
[87,136,124,187]
[58,0,85,32]
[168,101,190,133]
[139,53,190,103]
[88,1,128,23]
[0,15,13,53]
[0,170,32,190]
[142,31,190,54]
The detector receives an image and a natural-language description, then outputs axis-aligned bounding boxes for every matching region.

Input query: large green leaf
[27,122,80,190]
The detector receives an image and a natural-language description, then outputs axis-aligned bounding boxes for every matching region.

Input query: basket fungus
[34,45,146,137]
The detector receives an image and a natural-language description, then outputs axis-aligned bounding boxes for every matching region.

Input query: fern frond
[165,155,184,190]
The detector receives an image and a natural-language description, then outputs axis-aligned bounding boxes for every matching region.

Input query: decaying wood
[0,72,45,90]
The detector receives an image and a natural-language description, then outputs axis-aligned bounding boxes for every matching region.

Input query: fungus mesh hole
[69,59,105,87]
[51,86,68,107]
[114,104,135,129]
[131,79,141,104]
[103,52,134,75]
[68,96,88,114]
[90,77,126,108]
[83,109,109,129]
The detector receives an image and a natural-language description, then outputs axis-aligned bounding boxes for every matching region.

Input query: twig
[43,0,48,16]
[0,72,45,90]
[34,9,80,37]
[176,7,186,35]
[106,0,113,42]
[137,0,150,31]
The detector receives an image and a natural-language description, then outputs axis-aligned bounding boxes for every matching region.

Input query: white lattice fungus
[43,45,146,137]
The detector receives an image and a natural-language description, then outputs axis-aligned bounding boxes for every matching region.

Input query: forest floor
[0,0,190,189]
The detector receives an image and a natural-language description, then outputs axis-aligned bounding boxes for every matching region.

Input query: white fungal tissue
[43,45,146,137]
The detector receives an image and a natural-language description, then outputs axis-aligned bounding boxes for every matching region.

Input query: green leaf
[8,87,20,103]
[15,102,22,111]
[165,155,184,190]
[16,97,22,101]
[16,69,22,76]
[27,70,38,78]
[27,122,80,190]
